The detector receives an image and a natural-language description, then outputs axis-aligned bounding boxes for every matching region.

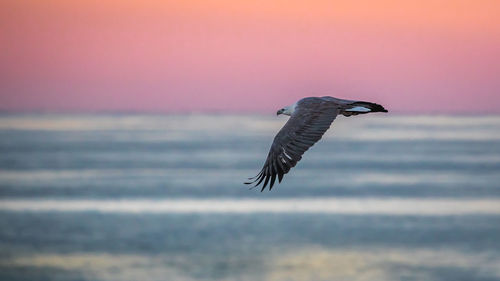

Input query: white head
[276,103,297,116]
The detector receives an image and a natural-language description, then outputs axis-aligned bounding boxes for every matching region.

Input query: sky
[1,0,499,113]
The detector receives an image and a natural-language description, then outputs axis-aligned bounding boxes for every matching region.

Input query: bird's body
[246,96,387,191]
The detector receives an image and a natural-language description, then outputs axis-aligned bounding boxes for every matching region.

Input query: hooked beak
[276,109,284,116]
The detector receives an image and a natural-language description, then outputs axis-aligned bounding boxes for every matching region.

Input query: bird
[245,96,388,191]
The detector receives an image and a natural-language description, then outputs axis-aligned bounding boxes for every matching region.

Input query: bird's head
[276,103,296,116]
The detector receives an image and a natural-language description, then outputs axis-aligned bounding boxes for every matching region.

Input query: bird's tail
[341,101,388,116]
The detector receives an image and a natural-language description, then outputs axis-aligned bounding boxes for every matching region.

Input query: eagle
[245,96,388,191]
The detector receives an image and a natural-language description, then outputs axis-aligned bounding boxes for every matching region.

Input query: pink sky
[1,0,499,113]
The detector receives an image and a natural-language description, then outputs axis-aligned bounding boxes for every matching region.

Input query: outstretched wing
[246,98,339,191]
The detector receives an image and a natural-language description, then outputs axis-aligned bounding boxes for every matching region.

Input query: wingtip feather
[278,172,284,183]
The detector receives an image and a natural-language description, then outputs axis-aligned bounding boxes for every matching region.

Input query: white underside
[345,106,371,112]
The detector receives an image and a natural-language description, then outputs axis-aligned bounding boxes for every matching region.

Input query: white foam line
[1,198,499,215]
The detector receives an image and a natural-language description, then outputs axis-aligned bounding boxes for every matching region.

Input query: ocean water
[0,113,499,281]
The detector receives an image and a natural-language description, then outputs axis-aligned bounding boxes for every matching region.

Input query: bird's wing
[246,98,339,191]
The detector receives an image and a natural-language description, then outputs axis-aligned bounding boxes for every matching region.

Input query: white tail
[341,101,388,116]
[345,106,371,112]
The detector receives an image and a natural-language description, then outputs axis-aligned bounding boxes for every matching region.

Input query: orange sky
[1,0,499,113]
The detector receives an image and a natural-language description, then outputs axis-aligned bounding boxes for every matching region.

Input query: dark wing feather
[245,98,339,191]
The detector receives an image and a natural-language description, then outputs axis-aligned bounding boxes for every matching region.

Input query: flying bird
[245,96,388,191]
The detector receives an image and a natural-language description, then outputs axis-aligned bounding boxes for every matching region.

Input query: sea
[0,113,499,281]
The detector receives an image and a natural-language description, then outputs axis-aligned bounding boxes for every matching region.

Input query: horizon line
[0,109,499,116]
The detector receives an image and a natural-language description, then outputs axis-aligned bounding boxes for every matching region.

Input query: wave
[1,198,499,215]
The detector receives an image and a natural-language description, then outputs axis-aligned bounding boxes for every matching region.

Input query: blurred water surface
[0,113,499,281]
